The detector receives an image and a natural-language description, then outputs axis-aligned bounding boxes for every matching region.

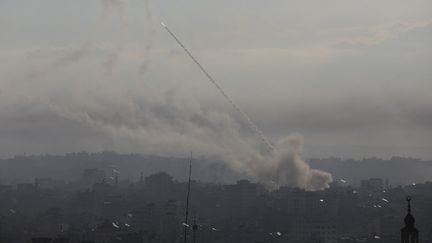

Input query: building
[32,238,52,243]
[82,169,105,186]
[401,196,419,243]
[360,178,383,195]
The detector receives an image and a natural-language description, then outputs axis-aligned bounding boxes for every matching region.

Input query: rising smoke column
[161,22,332,190]
[248,134,332,191]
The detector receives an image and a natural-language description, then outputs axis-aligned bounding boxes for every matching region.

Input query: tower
[401,196,419,243]
[183,152,193,243]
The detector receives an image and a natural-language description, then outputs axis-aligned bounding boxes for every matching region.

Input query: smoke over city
[253,135,332,190]
[1,1,432,242]
[0,0,335,190]
[0,86,332,190]
[1,0,431,192]
[160,22,331,189]
[2,1,432,243]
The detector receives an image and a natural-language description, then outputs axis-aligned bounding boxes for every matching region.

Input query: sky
[0,0,431,160]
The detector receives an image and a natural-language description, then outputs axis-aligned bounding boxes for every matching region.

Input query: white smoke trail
[0,9,333,190]
[161,21,275,153]
[160,22,332,190]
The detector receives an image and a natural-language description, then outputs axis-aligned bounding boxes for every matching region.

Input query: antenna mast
[184,152,193,243]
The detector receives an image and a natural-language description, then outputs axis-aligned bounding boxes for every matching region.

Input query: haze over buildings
[0,0,431,160]
[1,1,432,241]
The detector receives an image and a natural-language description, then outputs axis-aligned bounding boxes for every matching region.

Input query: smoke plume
[2,0,333,190]
[0,89,332,190]
[236,134,333,190]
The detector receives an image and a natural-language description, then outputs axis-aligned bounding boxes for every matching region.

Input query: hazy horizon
[1,2,431,241]
[1,0,431,161]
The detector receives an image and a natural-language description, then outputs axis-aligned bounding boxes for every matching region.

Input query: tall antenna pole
[184,152,193,243]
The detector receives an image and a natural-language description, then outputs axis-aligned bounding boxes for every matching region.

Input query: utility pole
[183,152,193,243]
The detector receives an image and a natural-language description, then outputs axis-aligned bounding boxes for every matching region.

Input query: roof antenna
[183,152,193,243]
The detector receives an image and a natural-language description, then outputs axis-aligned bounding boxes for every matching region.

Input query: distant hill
[0,151,241,184]
[1,152,431,186]
[308,156,432,186]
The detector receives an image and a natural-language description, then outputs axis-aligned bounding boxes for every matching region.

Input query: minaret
[401,196,419,243]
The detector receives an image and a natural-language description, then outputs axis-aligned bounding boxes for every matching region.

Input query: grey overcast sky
[0,0,431,159]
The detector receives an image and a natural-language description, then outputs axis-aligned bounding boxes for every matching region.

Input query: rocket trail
[161,21,275,153]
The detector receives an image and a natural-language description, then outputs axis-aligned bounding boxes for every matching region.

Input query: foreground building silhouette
[1,169,431,243]
[401,196,419,243]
